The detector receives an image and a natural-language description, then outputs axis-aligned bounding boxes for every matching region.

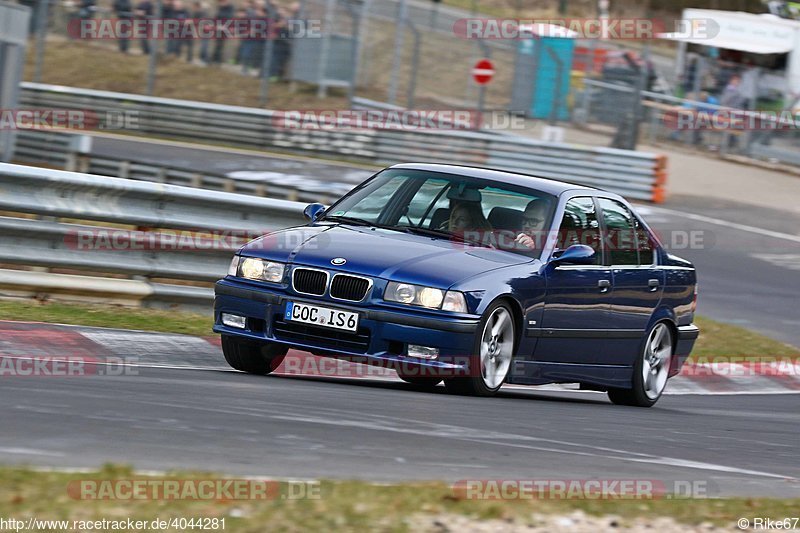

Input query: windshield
[320,169,558,256]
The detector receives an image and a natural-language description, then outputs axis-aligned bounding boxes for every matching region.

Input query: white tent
[659,8,800,101]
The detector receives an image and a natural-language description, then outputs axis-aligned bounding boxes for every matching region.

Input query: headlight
[442,291,468,313]
[392,283,417,304]
[227,255,240,276]
[237,257,286,283]
[384,281,466,312]
[263,261,285,283]
[418,287,444,308]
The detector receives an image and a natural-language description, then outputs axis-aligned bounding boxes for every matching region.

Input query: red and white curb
[1,321,798,395]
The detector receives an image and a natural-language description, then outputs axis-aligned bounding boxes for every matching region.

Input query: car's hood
[240,223,531,288]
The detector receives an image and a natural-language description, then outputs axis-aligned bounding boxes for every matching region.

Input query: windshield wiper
[322,215,406,233]
[320,215,375,226]
[402,226,495,249]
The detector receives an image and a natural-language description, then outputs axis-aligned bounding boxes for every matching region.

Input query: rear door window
[597,198,639,266]
[556,197,603,265]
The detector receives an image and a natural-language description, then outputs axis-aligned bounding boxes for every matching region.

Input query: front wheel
[221,335,287,375]
[608,322,673,407]
[444,301,516,397]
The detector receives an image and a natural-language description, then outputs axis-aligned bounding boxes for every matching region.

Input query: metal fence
[0,162,307,311]
[576,79,800,163]
[17,83,668,202]
[0,1,31,162]
[25,0,674,115]
[27,0,515,107]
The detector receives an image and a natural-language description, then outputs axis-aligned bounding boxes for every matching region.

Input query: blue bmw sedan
[213,164,699,407]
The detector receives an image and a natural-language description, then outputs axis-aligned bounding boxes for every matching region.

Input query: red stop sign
[472,59,495,85]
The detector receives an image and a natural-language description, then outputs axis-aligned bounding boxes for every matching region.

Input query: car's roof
[389,163,598,197]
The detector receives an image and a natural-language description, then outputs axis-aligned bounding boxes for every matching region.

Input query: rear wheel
[221,335,287,375]
[444,301,516,397]
[608,322,673,407]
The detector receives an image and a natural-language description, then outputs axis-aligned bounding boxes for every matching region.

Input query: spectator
[740,66,760,110]
[71,0,96,37]
[187,1,210,63]
[720,74,746,109]
[212,0,235,64]
[719,74,746,150]
[170,0,190,57]
[236,0,259,72]
[78,0,95,20]
[270,3,291,80]
[135,0,153,54]
[113,0,133,53]
[251,4,268,71]
[161,0,175,54]
[682,55,698,95]
[681,91,720,146]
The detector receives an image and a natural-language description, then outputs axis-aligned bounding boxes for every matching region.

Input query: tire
[221,335,287,375]
[608,322,673,407]
[444,301,516,397]
[397,373,442,388]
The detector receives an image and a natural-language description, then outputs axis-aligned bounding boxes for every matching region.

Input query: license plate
[285,301,359,332]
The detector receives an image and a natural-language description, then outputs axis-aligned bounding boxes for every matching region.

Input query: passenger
[444,201,492,233]
[515,199,551,250]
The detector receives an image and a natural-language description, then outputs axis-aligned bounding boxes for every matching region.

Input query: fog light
[408,345,439,359]
[221,313,247,329]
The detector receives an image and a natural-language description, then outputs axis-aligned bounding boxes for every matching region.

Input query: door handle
[598,279,611,292]
[648,279,660,291]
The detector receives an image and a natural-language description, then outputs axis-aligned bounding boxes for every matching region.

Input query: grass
[692,315,799,360]
[0,299,797,361]
[23,40,361,110]
[0,299,213,337]
[0,465,798,531]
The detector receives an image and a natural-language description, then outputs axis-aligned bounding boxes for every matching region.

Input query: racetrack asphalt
[1,347,798,498]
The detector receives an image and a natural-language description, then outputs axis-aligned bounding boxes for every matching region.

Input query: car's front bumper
[213,279,481,373]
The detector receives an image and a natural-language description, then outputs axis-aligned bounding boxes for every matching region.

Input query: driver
[515,198,552,250]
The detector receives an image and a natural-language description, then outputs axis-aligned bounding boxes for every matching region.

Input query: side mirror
[550,244,596,266]
[303,203,326,221]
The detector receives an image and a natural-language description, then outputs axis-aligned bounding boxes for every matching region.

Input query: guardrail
[12,130,358,204]
[19,82,668,202]
[0,163,308,311]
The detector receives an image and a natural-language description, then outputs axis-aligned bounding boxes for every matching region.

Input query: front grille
[330,274,371,302]
[272,316,371,353]
[292,268,328,296]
